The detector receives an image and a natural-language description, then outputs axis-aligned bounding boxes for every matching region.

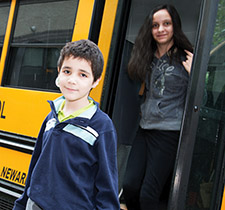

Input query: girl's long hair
[128,4,193,82]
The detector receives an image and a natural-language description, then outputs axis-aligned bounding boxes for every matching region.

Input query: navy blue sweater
[13,96,120,210]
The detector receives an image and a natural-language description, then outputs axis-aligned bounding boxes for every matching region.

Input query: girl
[123,4,193,210]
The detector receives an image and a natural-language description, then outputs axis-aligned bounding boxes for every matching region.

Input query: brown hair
[57,39,104,82]
[128,4,193,82]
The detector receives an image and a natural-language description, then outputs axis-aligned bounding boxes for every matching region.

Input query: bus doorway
[105,0,219,209]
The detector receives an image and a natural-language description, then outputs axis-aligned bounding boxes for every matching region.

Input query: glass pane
[6,47,60,90]
[13,0,78,44]
[186,0,225,209]
[0,2,10,44]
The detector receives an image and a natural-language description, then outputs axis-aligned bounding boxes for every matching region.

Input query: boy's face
[58,56,100,107]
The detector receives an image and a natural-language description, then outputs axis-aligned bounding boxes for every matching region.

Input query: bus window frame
[0,1,11,57]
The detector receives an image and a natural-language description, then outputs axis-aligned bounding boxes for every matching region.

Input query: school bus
[0,0,224,209]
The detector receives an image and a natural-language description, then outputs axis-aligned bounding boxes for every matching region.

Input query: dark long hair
[128,4,193,82]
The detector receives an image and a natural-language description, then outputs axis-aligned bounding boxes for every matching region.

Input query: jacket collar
[48,96,98,120]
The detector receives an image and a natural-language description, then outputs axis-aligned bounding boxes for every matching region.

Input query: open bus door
[105,0,225,209]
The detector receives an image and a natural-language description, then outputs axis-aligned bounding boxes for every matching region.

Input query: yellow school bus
[0,0,225,209]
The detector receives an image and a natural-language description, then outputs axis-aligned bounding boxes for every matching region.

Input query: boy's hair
[57,39,104,82]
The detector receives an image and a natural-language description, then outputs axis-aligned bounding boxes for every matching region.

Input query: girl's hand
[182,50,193,74]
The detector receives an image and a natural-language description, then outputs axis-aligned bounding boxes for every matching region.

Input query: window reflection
[0,2,10,58]
[7,47,60,90]
[13,0,77,44]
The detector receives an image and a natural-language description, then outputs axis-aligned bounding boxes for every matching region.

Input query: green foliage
[213,0,225,47]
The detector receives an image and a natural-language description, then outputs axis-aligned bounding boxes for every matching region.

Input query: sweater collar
[49,96,98,120]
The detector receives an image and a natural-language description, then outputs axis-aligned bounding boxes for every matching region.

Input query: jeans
[123,128,179,210]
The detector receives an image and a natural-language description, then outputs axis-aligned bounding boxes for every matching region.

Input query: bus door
[0,0,120,208]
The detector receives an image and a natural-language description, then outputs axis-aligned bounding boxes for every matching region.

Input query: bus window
[3,0,78,91]
[186,0,225,208]
[0,1,10,56]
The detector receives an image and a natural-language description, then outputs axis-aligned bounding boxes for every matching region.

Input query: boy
[13,39,120,210]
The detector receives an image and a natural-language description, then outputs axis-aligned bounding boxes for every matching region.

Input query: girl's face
[151,9,174,48]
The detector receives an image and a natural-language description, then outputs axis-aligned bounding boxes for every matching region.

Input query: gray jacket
[140,54,189,131]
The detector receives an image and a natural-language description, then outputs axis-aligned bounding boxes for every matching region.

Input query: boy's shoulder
[91,107,115,131]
